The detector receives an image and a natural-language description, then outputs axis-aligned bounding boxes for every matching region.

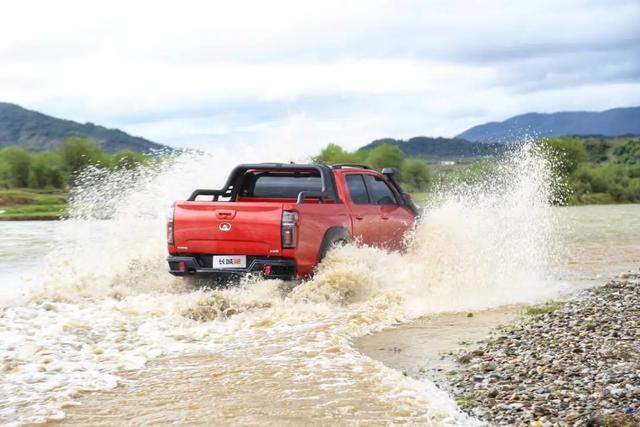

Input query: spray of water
[0,141,564,425]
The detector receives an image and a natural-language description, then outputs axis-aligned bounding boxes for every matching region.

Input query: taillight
[167,204,175,245]
[281,210,298,248]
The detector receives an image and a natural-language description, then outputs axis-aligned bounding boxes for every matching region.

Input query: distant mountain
[0,102,168,153]
[360,136,507,161]
[456,106,640,143]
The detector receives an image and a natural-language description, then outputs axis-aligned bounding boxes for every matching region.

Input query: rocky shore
[441,273,640,426]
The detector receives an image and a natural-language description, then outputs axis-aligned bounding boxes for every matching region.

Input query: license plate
[212,255,246,269]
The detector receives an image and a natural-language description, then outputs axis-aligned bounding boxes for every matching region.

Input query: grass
[456,391,479,410]
[525,302,563,316]
[0,188,68,220]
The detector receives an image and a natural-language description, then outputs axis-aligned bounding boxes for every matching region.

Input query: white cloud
[0,0,638,152]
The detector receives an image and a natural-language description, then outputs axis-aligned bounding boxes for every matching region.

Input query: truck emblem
[219,222,232,232]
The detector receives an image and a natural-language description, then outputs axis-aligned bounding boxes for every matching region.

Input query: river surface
[0,203,638,425]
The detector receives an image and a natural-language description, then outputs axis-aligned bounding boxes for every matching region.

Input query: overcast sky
[1,0,639,152]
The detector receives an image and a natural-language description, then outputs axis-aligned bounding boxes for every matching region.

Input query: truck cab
[167,163,419,282]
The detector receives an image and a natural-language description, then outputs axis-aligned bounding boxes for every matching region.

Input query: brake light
[167,204,175,245]
[281,210,298,248]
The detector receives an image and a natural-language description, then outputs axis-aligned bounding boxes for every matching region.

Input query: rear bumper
[167,255,296,280]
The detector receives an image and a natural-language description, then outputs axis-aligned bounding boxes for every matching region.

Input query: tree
[58,137,105,174]
[0,157,11,188]
[539,137,588,175]
[111,150,148,169]
[400,158,431,191]
[312,143,366,165]
[29,151,65,188]
[613,139,640,165]
[366,143,405,171]
[0,146,32,187]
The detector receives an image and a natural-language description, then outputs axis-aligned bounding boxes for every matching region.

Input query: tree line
[0,137,148,189]
[3,135,638,203]
[312,143,432,191]
[541,136,640,204]
[313,136,640,204]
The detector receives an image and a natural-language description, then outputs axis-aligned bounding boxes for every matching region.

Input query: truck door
[362,174,414,250]
[344,174,380,246]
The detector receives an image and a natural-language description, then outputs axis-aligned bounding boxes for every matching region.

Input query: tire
[317,227,352,263]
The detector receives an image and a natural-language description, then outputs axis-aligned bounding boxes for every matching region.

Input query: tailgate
[173,201,283,255]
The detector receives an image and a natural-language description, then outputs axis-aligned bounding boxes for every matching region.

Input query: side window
[345,174,369,204]
[363,174,398,205]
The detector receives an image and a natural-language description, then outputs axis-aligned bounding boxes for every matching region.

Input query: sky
[0,0,639,152]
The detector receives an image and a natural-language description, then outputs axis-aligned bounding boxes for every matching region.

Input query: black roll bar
[187,163,339,204]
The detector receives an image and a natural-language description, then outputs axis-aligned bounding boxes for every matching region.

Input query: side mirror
[381,167,397,179]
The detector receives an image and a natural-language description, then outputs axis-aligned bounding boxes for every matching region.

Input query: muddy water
[1,148,639,425]
[356,308,522,379]
[552,204,640,282]
[1,205,637,425]
[356,203,640,381]
[0,221,58,305]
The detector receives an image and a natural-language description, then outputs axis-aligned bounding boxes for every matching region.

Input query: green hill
[0,102,167,153]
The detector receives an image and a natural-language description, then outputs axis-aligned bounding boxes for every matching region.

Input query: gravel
[440,272,640,426]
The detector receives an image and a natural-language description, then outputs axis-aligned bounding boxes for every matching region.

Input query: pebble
[438,274,640,425]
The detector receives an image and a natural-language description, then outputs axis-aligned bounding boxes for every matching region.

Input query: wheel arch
[317,226,352,264]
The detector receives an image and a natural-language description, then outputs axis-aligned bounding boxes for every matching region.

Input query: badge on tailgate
[216,210,236,219]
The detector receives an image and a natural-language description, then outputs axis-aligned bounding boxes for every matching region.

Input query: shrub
[539,137,588,175]
[0,146,32,187]
[29,151,65,188]
[613,139,640,164]
[111,150,148,169]
[400,158,431,191]
[58,137,106,174]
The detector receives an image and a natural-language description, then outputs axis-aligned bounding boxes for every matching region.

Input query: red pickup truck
[167,163,419,282]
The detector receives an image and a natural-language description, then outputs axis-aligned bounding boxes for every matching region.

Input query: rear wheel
[318,227,352,263]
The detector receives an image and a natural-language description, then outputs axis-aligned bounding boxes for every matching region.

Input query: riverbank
[0,188,66,220]
[441,273,640,426]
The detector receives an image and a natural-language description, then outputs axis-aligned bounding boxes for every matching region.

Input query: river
[1,146,640,425]
[1,204,638,425]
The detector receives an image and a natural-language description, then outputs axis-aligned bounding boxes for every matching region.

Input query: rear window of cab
[241,172,322,198]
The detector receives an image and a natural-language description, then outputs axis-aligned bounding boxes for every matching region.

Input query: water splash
[0,141,564,425]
